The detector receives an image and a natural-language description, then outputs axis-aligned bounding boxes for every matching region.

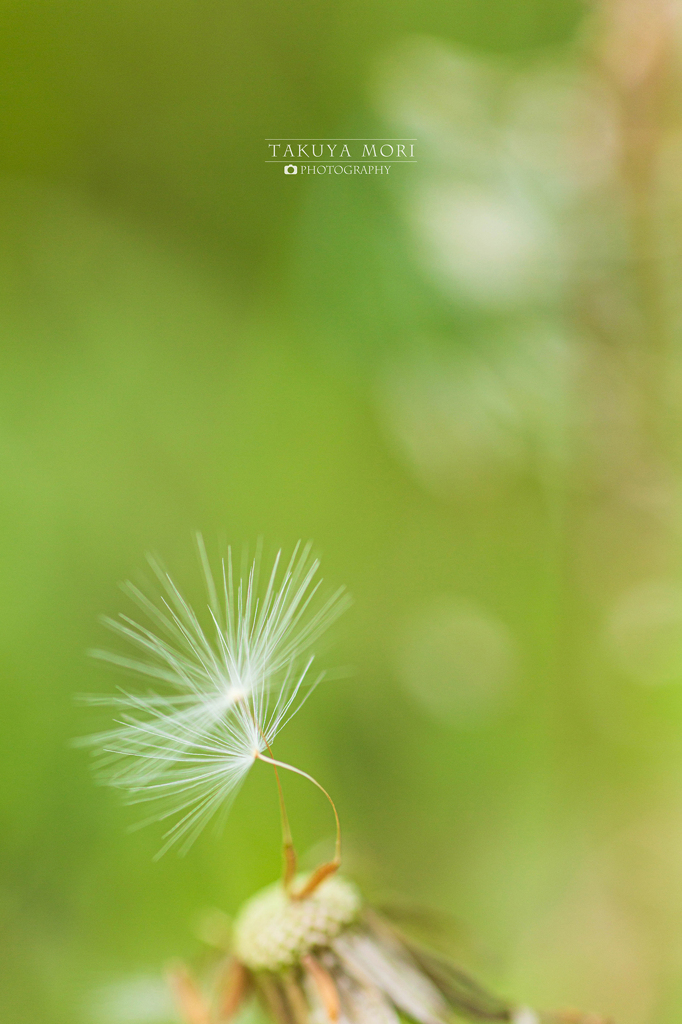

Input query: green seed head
[233,875,361,971]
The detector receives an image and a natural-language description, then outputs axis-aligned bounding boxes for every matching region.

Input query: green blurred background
[5,0,682,1022]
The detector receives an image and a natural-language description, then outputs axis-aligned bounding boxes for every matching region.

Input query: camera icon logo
[284,164,298,175]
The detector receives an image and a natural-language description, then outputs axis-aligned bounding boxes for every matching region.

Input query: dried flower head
[170,873,611,1024]
[79,537,350,856]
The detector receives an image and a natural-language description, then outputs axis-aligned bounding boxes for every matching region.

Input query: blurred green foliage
[5,2,682,1024]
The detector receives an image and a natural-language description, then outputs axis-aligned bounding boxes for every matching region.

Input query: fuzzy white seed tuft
[77,538,349,856]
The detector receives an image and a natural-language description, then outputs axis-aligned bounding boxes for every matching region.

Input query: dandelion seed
[80,538,609,1024]
[78,537,350,857]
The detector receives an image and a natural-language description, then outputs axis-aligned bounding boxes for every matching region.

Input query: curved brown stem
[255,753,341,898]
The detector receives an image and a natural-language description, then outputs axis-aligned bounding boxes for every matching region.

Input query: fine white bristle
[78,537,350,856]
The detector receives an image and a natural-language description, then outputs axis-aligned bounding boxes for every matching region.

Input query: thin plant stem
[247,705,297,888]
[267,750,298,889]
[256,752,341,898]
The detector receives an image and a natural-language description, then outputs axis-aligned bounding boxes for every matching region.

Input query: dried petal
[218,958,251,1021]
[332,931,447,1024]
[302,954,341,1023]
[168,965,212,1024]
